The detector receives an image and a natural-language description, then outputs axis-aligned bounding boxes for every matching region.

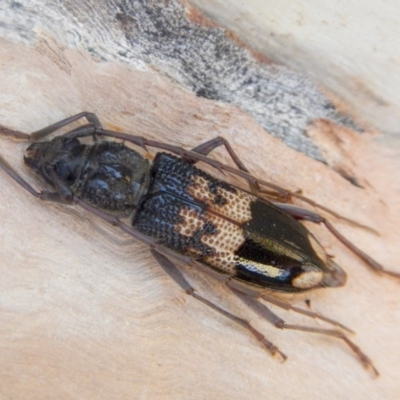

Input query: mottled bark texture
[0,1,399,399]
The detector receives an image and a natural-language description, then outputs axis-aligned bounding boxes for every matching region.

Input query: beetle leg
[260,292,354,333]
[0,114,101,143]
[150,248,287,361]
[30,112,102,141]
[0,152,75,204]
[275,203,400,279]
[188,136,264,194]
[0,154,71,203]
[190,137,248,170]
[1,115,375,223]
[189,138,294,200]
[0,125,31,140]
[0,149,161,246]
[227,279,353,332]
[228,285,379,376]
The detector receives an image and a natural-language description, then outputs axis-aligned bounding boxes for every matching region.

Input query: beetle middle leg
[74,122,370,222]
[188,137,281,196]
[189,137,249,172]
[0,148,377,375]
[227,283,379,376]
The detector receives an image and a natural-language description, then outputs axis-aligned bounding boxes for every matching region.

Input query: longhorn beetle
[0,112,398,376]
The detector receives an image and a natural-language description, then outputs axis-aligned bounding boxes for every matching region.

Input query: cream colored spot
[175,208,205,237]
[175,206,246,275]
[238,258,283,278]
[188,175,256,223]
[292,269,323,289]
[202,214,246,274]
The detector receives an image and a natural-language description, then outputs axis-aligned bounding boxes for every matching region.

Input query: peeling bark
[0,1,399,399]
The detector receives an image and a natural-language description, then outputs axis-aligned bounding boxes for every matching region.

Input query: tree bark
[0,1,399,399]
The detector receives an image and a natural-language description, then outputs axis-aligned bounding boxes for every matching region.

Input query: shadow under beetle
[1,112,399,376]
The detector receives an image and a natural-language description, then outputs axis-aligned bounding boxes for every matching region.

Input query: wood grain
[0,5,399,400]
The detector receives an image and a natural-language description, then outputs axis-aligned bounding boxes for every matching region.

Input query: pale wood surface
[189,0,400,134]
[0,25,399,400]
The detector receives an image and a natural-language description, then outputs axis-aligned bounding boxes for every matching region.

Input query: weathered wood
[0,1,399,399]
[190,0,400,134]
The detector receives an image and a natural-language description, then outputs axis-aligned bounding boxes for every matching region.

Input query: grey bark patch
[0,0,362,161]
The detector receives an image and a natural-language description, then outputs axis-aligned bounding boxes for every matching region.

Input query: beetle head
[24,137,84,185]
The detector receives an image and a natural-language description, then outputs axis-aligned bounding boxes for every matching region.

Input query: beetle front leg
[276,203,400,279]
[228,284,379,376]
[150,248,287,361]
[0,125,31,141]
[30,111,102,141]
[0,113,102,142]
[0,154,71,203]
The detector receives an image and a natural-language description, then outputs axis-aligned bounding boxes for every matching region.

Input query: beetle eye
[24,143,43,170]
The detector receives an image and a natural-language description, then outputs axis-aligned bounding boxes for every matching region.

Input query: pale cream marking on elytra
[187,175,256,223]
[292,268,323,289]
[237,258,284,279]
[201,214,246,274]
[175,207,246,274]
[175,208,205,237]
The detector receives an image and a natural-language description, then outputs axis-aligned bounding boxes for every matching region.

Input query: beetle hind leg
[276,203,400,279]
[229,285,379,376]
[260,292,354,333]
[150,248,287,361]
